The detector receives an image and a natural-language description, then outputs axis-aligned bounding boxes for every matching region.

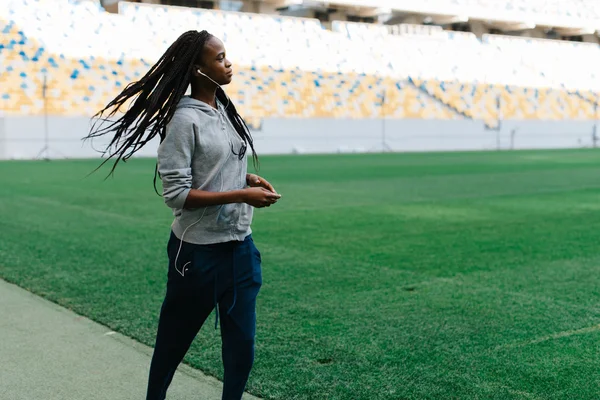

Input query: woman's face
[197,36,233,86]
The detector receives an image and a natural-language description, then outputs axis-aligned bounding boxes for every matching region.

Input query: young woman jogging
[85,30,280,400]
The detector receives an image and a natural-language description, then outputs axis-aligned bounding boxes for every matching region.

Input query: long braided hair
[84,30,258,180]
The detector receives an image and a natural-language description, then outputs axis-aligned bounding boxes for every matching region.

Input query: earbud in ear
[197,69,202,74]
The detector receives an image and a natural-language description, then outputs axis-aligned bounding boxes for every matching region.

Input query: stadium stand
[331,0,600,29]
[1,0,599,130]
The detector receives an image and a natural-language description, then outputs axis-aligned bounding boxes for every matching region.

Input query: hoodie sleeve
[157,113,197,209]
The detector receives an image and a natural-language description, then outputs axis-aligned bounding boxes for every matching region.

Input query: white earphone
[197,68,231,110]
[197,69,217,85]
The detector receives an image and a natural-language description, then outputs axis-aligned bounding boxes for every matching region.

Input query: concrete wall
[0,116,597,160]
[498,120,597,150]
[0,116,138,160]
[257,118,496,154]
[0,114,6,160]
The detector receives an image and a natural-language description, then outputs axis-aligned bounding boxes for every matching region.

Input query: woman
[85,30,281,400]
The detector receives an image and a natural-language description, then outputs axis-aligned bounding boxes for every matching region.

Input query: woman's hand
[247,173,277,194]
[243,187,281,208]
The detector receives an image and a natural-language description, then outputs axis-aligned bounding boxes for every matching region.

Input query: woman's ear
[193,64,203,77]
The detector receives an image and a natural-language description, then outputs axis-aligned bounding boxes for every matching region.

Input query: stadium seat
[389,0,600,28]
[1,0,599,127]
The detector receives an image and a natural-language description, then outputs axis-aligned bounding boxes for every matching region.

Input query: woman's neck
[191,86,218,109]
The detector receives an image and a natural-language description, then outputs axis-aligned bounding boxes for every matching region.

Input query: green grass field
[2,149,600,399]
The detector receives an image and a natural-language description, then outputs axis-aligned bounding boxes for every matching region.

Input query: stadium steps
[407,77,475,121]
[572,90,600,111]
[407,77,502,128]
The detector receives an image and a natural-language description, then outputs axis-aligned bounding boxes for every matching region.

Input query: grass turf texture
[2,149,600,399]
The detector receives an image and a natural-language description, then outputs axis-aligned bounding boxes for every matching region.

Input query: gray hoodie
[157,96,253,245]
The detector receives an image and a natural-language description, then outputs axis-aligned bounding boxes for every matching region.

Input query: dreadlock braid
[84,29,258,178]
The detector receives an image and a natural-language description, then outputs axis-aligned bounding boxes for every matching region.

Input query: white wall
[0,114,6,160]
[0,116,596,160]
[499,120,597,149]
[0,116,160,160]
